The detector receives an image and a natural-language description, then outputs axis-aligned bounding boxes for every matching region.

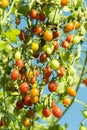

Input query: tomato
[4,44,12,53]
[27,71,34,78]
[75,21,80,29]
[20,82,29,94]
[52,106,62,118]
[31,43,39,52]
[11,70,19,80]
[43,44,54,55]
[42,108,50,117]
[79,126,87,130]
[61,0,68,6]
[21,73,27,81]
[34,69,39,77]
[14,51,21,60]
[28,110,35,118]
[15,18,20,25]
[83,78,87,86]
[44,30,53,41]
[29,9,38,19]
[51,100,56,108]
[67,87,76,97]
[40,53,47,63]
[24,95,32,106]
[19,31,27,41]
[62,40,70,49]
[32,82,37,88]
[52,40,59,50]
[30,88,39,97]
[73,35,81,44]
[66,35,73,43]
[33,52,39,58]
[53,31,59,39]
[50,59,60,70]
[1,0,9,8]
[16,100,24,109]
[39,12,46,21]
[58,66,65,77]
[35,26,43,35]
[19,66,26,74]
[0,119,5,126]
[16,59,24,68]
[43,66,52,77]
[64,22,74,32]
[43,76,49,83]
[23,118,30,127]
[30,96,39,103]
[30,77,36,84]
[83,110,87,118]
[48,82,58,92]
[63,97,71,107]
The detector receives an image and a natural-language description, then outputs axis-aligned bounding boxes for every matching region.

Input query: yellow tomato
[1,0,9,8]
[23,117,30,127]
[27,71,34,78]
[31,43,39,52]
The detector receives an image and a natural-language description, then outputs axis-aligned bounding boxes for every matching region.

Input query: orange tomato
[44,30,53,41]
[74,21,80,29]
[30,88,39,97]
[61,0,68,6]
[23,118,30,127]
[67,87,76,97]
[30,96,39,103]
[63,97,71,107]
[64,22,74,32]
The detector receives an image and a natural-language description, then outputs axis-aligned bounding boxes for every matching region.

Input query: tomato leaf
[0,40,9,51]
[84,22,87,31]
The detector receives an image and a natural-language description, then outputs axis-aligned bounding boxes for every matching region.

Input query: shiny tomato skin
[61,0,68,6]
[35,26,43,35]
[63,97,71,107]
[65,22,74,32]
[52,40,59,50]
[20,82,29,94]
[23,118,30,127]
[30,88,39,97]
[48,82,58,92]
[30,96,39,103]
[83,78,87,86]
[11,70,19,80]
[52,106,62,118]
[43,66,52,77]
[42,108,50,117]
[30,77,36,84]
[1,0,9,8]
[29,9,38,19]
[53,31,59,39]
[75,21,80,29]
[16,59,24,68]
[40,53,47,63]
[67,87,76,97]
[58,66,65,77]
[44,30,53,41]
[39,12,46,21]
[62,41,70,49]
[24,95,32,106]
[16,100,24,109]
[66,35,73,43]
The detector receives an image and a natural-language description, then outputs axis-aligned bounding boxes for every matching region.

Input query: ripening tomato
[61,0,68,6]
[16,59,24,68]
[11,70,19,80]
[66,35,73,43]
[24,95,32,106]
[53,31,59,39]
[30,88,39,97]
[83,110,87,118]
[64,22,74,32]
[27,71,34,78]
[39,12,46,21]
[58,66,65,77]
[29,9,38,19]
[30,77,36,84]
[31,43,39,52]
[62,40,70,49]
[32,82,37,88]
[42,108,50,117]
[63,97,71,107]
[16,100,24,109]
[74,21,80,29]
[67,87,76,97]
[1,0,9,8]
[35,26,43,35]
[44,30,53,41]
[14,51,21,60]
[40,53,47,63]
[79,126,87,130]
[48,82,58,92]
[15,18,20,25]
[83,78,87,86]
[43,66,52,77]
[52,40,59,50]
[51,100,56,108]
[52,106,62,118]
[4,44,12,53]
[23,118,30,127]
[19,31,27,41]
[50,59,60,70]
[30,96,39,103]
[34,69,39,77]
[0,119,5,127]
[28,110,35,118]
[20,82,29,94]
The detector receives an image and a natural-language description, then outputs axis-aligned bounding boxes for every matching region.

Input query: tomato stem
[75,99,86,106]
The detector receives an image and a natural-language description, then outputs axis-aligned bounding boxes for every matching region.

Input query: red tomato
[43,76,49,83]
[66,35,73,43]
[24,95,32,106]
[20,82,29,94]
[42,108,50,117]
[29,9,38,19]
[16,100,24,109]
[16,59,24,68]
[19,31,27,41]
[58,66,65,77]
[48,82,58,92]
[0,119,5,126]
[44,30,53,41]
[40,53,47,63]
[43,66,52,77]
[35,26,43,35]
[39,12,46,21]
[34,69,39,77]
[11,70,19,80]
[83,78,87,86]
[52,106,62,118]
[53,31,59,39]
[62,41,70,49]
[30,77,36,84]
[52,40,59,50]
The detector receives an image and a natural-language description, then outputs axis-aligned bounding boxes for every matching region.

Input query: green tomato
[73,35,82,44]
[50,59,59,70]
[4,44,12,53]
[43,44,54,55]
[83,110,87,118]
[79,126,87,130]
[14,51,21,60]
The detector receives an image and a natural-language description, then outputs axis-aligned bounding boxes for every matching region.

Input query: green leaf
[84,22,87,31]
[0,40,9,51]
[75,0,82,8]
